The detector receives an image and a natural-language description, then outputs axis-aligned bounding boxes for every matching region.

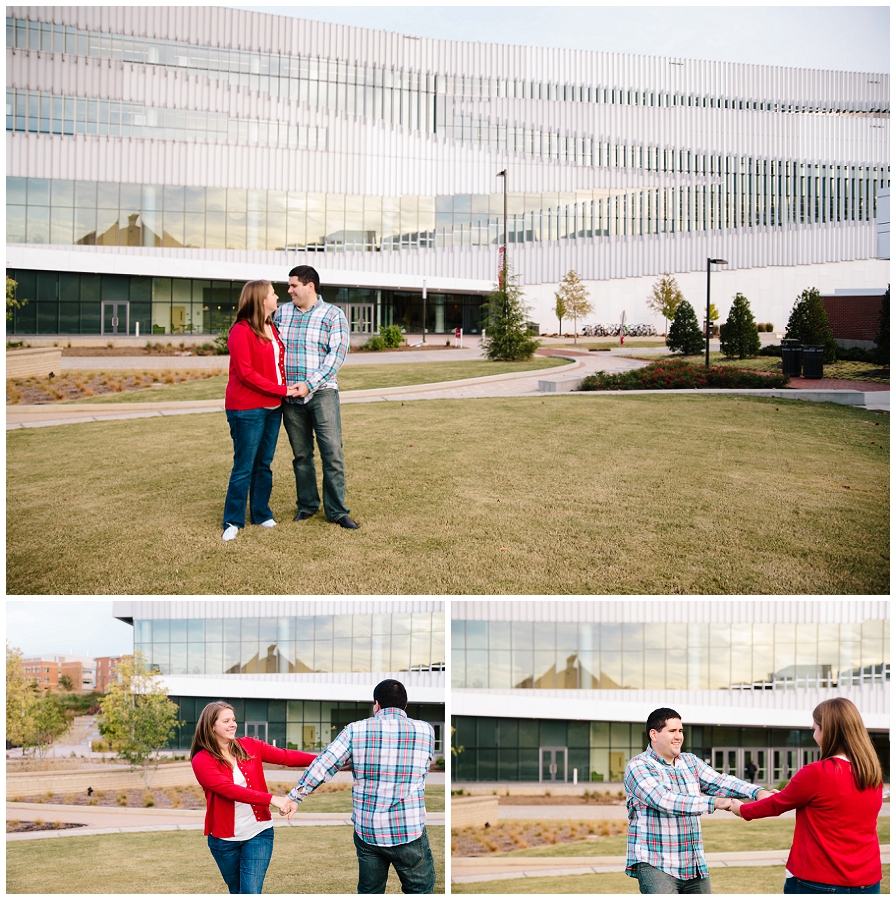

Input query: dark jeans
[353,829,436,894]
[208,827,274,894]
[223,406,282,529]
[783,876,881,894]
[636,863,712,894]
[282,390,349,522]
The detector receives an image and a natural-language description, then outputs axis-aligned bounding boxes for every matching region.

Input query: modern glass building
[6,6,889,338]
[112,600,445,754]
[452,600,889,784]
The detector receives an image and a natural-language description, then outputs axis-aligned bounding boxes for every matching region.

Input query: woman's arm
[740,763,819,821]
[228,322,288,398]
[256,741,318,768]
[191,752,274,806]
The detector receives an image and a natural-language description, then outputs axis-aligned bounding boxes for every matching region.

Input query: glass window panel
[294,640,314,672]
[601,623,621,652]
[431,630,445,666]
[774,641,795,676]
[259,617,277,643]
[135,620,151,642]
[511,650,533,688]
[688,623,708,646]
[512,621,533,650]
[184,186,206,213]
[643,623,665,650]
[372,614,391,635]
[152,619,170,641]
[622,650,644,688]
[205,644,223,674]
[488,650,512,689]
[169,619,187,642]
[466,650,488,688]
[533,621,555,651]
[313,640,332,671]
[600,651,622,688]
[27,177,51,205]
[295,617,314,640]
[187,619,204,642]
[224,641,241,673]
[578,622,597,652]
[465,621,488,649]
[665,623,687,648]
[392,613,412,634]
[240,642,259,674]
[610,721,631,746]
[555,622,577,652]
[411,611,431,633]
[665,648,687,689]
[50,207,74,244]
[730,647,752,686]
[370,634,389,672]
[354,615,372,638]
[775,623,796,645]
[839,623,862,643]
[151,645,169,673]
[333,638,352,671]
[240,617,258,641]
[314,616,333,640]
[709,623,731,647]
[390,632,410,671]
[817,623,840,643]
[353,638,371,672]
[753,643,774,683]
[451,647,465,688]
[643,654,665,690]
[51,179,74,206]
[708,646,730,688]
[170,643,187,675]
[451,620,465,649]
[27,206,51,243]
[224,618,241,642]
[277,617,293,643]
[622,623,644,651]
[410,631,430,668]
[533,651,555,688]
[333,616,353,639]
[731,623,752,646]
[205,618,223,642]
[688,646,708,689]
[7,177,27,205]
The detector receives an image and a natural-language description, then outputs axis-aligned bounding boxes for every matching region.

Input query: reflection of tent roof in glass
[77,213,188,248]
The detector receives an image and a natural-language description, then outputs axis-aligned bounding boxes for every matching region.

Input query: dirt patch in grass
[6,369,226,404]
[7,820,87,833]
[452,820,626,856]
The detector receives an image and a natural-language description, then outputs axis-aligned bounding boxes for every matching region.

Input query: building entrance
[348,303,374,335]
[244,721,268,741]
[712,747,768,783]
[539,746,567,782]
[102,301,129,335]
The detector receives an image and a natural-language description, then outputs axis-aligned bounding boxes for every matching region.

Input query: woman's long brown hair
[190,701,252,764]
[234,280,275,342]
[812,697,882,792]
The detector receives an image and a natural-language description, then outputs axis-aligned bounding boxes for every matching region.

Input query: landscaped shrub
[873,286,889,367]
[785,287,838,362]
[379,325,404,348]
[720,293,761,359]
[759,344,783,357]
[666,300,705,355]
[580,358,789,391]
[360,334,387,351]
[835,346,877,363]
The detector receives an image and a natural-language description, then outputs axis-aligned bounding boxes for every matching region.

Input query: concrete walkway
[7,342,889,429]
[452,846,892,884]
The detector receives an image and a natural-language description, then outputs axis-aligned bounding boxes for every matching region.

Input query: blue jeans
[282,390,349,522]
[208,827,274,894]
[635,863,712,894]
[353,829,436,894]
[783,876,881,894]
[223,406,282,529]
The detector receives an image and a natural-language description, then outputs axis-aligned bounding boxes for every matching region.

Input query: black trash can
[801,344,825,379]
[781,339,802,377]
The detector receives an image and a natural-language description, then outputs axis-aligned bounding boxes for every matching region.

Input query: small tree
[481,259,540,361]
[719,293,761,359]
[647,273,685,333]
[7,276,27,322]
[58,673,75,692]
[785,287,838,363]
[873,286,889,367]
[6,644,36,747]
[553,292,567,335]
[98,652,183,787]
[25,689,69,759]
[556,270,593,344]
[666,300,705,355]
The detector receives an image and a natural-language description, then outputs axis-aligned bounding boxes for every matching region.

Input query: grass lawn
[7,395,889,594]
[626,351,889,384]
[6,823,445,893]
[63,358,570,403]
[452,865,890,894]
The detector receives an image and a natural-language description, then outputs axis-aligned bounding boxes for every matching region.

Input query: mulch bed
[452,820,626,856]
[497,793,626,806]
[7,821,88,833]
[11,786,206,809]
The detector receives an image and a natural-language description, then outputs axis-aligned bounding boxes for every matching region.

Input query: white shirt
[221,762,274,842]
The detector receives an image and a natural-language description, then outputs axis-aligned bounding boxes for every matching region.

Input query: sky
[231,5,890,73]
[5,601,135,658]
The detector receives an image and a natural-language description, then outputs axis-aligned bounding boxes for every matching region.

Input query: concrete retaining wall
[7,347,63,378]
[452,796,499,828]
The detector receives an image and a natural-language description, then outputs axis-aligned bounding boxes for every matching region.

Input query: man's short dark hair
[646,707,682,741]
[374,679,408,710]
[289,265,320,294]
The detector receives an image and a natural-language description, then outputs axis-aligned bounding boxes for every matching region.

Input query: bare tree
[556,270,593,344]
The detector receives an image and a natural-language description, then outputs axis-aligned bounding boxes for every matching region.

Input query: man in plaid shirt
[272,265,359,529]
[625,708,776,893]
[281,679,436,893]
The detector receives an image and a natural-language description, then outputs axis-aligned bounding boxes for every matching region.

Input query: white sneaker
[259,519,277,528]
[222,525,239,541]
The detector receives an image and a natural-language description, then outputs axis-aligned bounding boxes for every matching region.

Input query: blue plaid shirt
[272,298,349,404]
[624,747,762,880]
[287,708,434,846]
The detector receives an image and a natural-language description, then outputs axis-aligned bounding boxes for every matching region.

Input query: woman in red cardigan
[190,700,317,894]
[222,280,300,542]
[730,698,883,894]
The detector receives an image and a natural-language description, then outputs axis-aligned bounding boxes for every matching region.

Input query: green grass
[6,823,445,893]
[7,395,889,593]
[68,358,570,403]
[490,817,889,857]
[452,865,890,894]
[626,351,889,384]
[266,784,445,813]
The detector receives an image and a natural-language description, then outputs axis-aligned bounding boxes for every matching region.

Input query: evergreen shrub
[580,358,789,391]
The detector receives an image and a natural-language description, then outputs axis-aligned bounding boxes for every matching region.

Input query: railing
[729,666,889,691]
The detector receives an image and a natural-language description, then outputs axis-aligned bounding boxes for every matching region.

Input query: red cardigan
[191,737,317,838]
[225,319,288,410]
[741,758,882,887]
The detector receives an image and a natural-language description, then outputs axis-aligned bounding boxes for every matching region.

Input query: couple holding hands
[625,699,883,894]
[221,264,359,542]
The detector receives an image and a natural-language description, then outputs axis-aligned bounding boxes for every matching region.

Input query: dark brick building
[821,289,886,347]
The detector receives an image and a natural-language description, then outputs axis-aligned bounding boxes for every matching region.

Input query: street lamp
[421,279,427,343]
[497,169,508,290]
[706,257,728,367]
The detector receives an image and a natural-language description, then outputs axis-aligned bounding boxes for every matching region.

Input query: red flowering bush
[580,358,789,391]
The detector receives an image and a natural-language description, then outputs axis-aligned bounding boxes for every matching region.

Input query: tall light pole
[421,278,427,343]
[497,169,508,290]
[706,257,728,367]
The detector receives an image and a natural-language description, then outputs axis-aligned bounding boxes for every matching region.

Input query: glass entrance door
[713,747,740,777]
[772,748,800,782]
[348,303,374,334]
[102,301,129,335]
[539,746,567,783]
[743,749,767,783]
[244,721,268,741]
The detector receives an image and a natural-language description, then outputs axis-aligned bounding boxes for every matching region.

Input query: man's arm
[282,726,352,818]
[303,310,349,395]
[694,757,770,801]
[624,757,714,817]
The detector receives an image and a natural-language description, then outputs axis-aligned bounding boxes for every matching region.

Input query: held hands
[287,383,310,399]
[713,797,745,817]
[728,799,744,818]
[755,789,780,800]
[279,799,298,820]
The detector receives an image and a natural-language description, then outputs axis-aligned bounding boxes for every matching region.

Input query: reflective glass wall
[135,612,445,676]
[170,696,443,754]
[451,619,890,691]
